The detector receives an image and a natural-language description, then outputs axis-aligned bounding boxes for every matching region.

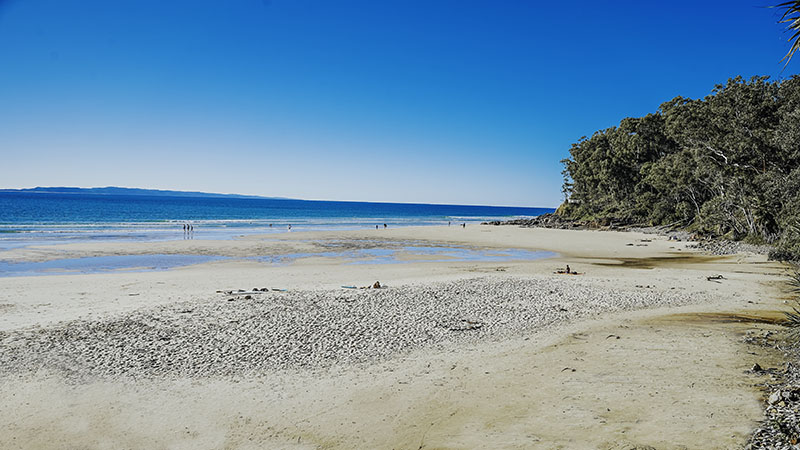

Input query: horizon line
[0,186,558,210]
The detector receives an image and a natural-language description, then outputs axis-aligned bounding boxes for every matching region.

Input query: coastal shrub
[560,75,800,259]
[790,265,800,296]
[784,265,800,337]
[771,222,800,261]
[770,243,800,262]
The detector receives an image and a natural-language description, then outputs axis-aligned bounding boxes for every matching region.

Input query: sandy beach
[0,225,790,449]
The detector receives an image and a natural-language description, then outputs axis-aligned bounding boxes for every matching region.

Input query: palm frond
[786,306,800,338]
[789,265,800,294]
[783,265,800,337]
[775,1,800,64]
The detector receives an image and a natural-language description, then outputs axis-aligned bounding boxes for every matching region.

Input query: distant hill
[0,186,287,200]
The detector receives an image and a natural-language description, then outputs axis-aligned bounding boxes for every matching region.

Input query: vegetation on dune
[783,265,800,342]
[559,75,800,260]
[559,2,800,261]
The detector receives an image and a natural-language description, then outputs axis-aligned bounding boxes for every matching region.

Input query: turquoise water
[0,192,554,277]
[0,254,228,277]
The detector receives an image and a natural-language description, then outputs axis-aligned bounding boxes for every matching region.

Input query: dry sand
[0,225,791,449]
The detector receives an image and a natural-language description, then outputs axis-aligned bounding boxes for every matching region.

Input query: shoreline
[0,225,790,448]
[0,225,519,263]
[0,223,690,263]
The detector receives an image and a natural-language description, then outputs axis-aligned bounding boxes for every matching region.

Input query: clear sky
[0,0,796,207]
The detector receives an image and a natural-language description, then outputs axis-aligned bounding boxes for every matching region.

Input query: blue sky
[0,0,796,207]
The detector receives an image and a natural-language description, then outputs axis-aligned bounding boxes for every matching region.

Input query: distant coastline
[0,187,551,210]
[0,186,282,200]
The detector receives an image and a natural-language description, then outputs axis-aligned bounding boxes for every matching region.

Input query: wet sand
[0,225,789,449]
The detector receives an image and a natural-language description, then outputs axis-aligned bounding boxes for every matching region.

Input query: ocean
[0,192,553,249]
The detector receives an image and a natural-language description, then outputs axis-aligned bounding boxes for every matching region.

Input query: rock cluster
[747,359,800,449]
[0,276,700,381]
[746,324,800,448]
[688,240,772,256]
[483,213,585,229]
[483,213,639,230]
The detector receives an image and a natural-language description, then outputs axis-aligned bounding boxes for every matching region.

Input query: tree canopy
[560,76,800,259]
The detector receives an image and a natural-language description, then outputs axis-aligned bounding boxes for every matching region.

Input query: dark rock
[481,213,624,230]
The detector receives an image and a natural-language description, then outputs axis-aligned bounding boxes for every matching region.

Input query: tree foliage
[560,76,800,259]
[777,1,800,64]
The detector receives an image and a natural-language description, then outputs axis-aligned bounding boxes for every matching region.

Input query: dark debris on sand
[747,334,800,449]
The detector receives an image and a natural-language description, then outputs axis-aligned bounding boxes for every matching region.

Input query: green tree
[560,76,800,258]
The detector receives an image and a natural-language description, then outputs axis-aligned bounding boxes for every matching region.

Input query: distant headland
[0,186,287,200]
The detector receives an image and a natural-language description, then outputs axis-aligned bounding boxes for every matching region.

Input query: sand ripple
[0,276,702,381]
